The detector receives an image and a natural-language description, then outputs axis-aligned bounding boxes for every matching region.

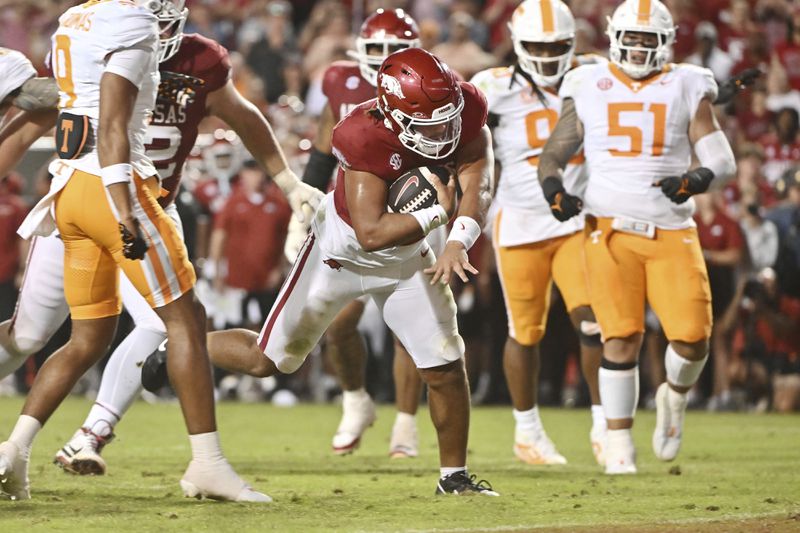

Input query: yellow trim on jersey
[540,0,555,33]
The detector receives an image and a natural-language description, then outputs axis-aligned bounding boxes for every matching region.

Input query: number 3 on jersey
[607,103,666,157]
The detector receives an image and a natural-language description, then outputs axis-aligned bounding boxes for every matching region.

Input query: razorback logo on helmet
[381,74,406,99]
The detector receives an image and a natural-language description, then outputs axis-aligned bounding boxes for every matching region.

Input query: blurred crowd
[1,0,800,412]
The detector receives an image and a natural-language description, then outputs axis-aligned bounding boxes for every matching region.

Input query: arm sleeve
[105,43,155,89]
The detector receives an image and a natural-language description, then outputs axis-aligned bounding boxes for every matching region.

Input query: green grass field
[1,397,798,532]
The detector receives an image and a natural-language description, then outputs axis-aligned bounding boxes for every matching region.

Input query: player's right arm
[345,168,456,253]
[301,103,339,192]
[537,97,585,221]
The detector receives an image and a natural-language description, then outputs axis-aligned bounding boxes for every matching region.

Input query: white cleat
[653,382,687,461]
[590,425,608,467]
[513,429,568,465]
[54,428,112,476]
[0,441,30,500]
[180,460,271,503]
[604,429,637,475]
[331,391,376,455]
[389,414,418,458]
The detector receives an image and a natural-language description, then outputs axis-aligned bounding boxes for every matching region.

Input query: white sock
[665,345,708,389]
[189,431,225,464]
[0,341,27,380]
[342,388,369,403]
[606,428,633,448]
[591,404,606,430]
[513,405,542,434]
[394,411,415,426]
[667,387,688,412]
[83,403,120,438]
[440,466,466,478]
[599,366,639,420]
[9,415,42,456]
[89,327,166,435]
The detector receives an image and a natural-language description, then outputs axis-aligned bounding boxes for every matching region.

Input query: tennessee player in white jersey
[471,0,605,467]
[0,0,268,502]
[538,0,736,474]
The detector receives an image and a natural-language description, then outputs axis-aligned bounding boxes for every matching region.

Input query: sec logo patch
[597,78,613,90]
[389,153,402,170]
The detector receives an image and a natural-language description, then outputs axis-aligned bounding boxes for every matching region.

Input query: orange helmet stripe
[637,0,651,25]
[540,0,555,33]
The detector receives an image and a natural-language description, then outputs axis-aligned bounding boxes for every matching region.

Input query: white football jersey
[560,62,717,229]
[472,65,589,246]
[50,0,159,178]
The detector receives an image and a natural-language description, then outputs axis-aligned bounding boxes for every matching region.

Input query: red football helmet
[349,8,421,87]
[377,48,464,160]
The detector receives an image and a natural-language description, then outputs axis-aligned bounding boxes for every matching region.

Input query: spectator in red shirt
[723,143,777,215]
[759,107,800,184]
[0,174,28,321]
[733,89,773,145]
[771,10,800,92]
[208,160,291,327]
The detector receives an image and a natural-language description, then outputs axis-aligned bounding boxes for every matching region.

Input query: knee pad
[439,334,465,363]
[274,353,306,374]
[12,334,48,357]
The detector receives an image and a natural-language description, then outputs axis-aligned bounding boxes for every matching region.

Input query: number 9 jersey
[471,64,590,247]
[560,62,717,229]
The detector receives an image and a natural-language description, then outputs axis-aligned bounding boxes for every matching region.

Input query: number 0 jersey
[560,62,717,229]
[51,0,159,178]
[472,64,590,246]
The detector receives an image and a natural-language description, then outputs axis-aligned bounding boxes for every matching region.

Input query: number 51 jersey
[560,62,717,229]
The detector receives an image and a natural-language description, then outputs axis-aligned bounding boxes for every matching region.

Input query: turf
[0,397,798,532]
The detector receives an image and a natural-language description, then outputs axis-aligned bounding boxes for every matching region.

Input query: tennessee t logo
[59,119,74,153]
[590,230,602,244]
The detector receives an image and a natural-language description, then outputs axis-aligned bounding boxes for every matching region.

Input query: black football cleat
[435,471,499,496]
[141,349,168,393]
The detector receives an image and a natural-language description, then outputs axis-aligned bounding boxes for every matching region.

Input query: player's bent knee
[509,331,542,347]
[419,359,466,389]
[10,335,48,357]
[669,338,709,360]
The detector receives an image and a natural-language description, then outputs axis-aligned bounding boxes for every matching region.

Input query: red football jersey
[329,81,488,226]
[146,34,232,205]
[322,60,376,123]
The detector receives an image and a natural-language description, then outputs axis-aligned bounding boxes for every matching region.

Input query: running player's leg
[552,231,605,464]
[584,218,648,474]
[0,234,69,378]
[326,297,376,455]
[646,227,712,462]
[389,339,422,458]
[377,253,497,495]
[494,236,566,465]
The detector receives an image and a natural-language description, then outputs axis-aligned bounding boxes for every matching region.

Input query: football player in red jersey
[0,0,322,478]
[207,48,499,496]
[297,8,426,458]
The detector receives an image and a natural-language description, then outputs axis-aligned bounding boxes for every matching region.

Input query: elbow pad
[302,148,339,192]
[694,130,736,179]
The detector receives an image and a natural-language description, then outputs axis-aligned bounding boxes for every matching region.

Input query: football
[387,166,451,213]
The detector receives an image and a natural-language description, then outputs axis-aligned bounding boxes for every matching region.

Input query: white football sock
[665,345,708,389]
[9,415,41,457]
[394,411,415,426]
[513,405,542,434]
[342,388,369,403]
[591,404,607,430]
[189,431,225,464]
[599,365,639,420]
[87,327,166,436]
[440,466,466,478]
[606,428,634,448]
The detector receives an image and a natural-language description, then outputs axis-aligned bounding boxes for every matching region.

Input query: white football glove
[284,213,311,263]
[274,168,325,224]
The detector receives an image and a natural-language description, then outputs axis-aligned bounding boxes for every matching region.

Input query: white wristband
[273,167,299,194]
[101,163,133,187]
[410,204,448,235]
[447,216,481,250]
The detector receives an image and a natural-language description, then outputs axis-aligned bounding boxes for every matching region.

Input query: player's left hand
[119,219,149,260]
[654,168,714,204]
[282,170,325,224]
[424,241,478,285]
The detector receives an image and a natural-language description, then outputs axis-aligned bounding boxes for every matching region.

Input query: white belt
[611,217,655,239]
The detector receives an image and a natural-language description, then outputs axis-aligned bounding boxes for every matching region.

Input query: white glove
[274,168,325,224]
[284,213,311,263]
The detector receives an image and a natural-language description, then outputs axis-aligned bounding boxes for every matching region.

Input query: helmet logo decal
[381,74,406,100]
[346,76,360,90]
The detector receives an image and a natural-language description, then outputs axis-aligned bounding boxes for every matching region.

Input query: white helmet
[606,0,675,79]
[141,0,188,63]
[509,0,576,87]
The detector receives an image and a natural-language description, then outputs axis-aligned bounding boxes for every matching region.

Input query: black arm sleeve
[302,147,339,192]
